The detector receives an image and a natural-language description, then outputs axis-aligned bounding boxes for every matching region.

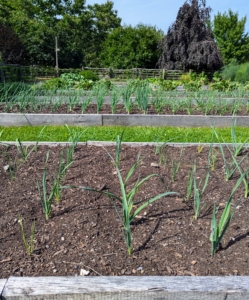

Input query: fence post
[0,63,4,83]
[162,69,166,79]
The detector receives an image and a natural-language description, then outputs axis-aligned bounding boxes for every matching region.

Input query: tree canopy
[158,0,223,71]
[0,21,27,64]
[213,9,249,65]
[0,0,121,67]
[99,24,164,69]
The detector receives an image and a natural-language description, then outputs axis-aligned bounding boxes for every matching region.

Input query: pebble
[61,237,65,241]
[80,269,90,276]
[3,165,9,171]
[53,269,57,273]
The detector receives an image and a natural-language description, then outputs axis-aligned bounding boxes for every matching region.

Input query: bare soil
[1,143,249,278]
[1,103,249,115]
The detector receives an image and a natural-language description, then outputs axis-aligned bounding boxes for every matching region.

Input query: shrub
[222,61,240,81]
[79,70,99,81]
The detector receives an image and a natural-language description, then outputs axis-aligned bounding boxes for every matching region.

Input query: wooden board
[3,276,249,300]
[0,279,7,298]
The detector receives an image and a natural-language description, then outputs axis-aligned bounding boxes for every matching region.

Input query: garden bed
[1,142,249,278]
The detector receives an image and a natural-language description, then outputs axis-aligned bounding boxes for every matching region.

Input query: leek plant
[135,82,150,114]
[67,93,79,112]
[219,144,246,181]
[122,83,134,114]
[185,165,195,201]
[230,119,249,156]
[110,86,122,114]
[5,150,18,180]
[37,167,56,220]
[81,91,94,113]
[93,82,108,114]
[15,126,47,162]
[68,134,178,255]
[18,216,36,256]
[151,88,165,114]
[171,145,184,182]
[210,173,245,256]
[193,169,209,220]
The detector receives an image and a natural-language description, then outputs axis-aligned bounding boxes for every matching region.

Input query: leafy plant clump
[39,72,97,90]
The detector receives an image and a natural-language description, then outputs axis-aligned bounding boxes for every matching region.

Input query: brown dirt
[1,103,249,115]
[1,143,249,278]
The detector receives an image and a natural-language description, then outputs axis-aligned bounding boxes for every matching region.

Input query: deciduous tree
[100,24,164,69]
[158,0,222,71]
[213,9,249,65]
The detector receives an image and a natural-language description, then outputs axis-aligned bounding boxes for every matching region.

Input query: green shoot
[185,164,195,201]
[65,137,178,255]
[4,150,18,180]
[197,142,204,154]
[171,145,184,182]
[219,143,246,181]
[193,163,210,220]
[210,173,245,256]
[230,119,249,156]
[37,153,56,220]
[18,216,36,256]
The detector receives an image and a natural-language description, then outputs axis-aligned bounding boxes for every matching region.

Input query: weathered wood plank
[0,279,7,299]
[3,276,249,300]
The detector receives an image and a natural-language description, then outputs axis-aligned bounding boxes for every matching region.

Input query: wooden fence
[0,64,215,83]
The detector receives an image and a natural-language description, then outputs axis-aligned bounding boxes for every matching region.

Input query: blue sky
[86,0,249,33]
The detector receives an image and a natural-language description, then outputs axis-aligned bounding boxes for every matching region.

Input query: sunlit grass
[1,125,249,143]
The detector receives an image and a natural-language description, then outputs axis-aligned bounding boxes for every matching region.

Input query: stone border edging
[1,276,249,299]
[1,141,249,149]
[1,113,249,127]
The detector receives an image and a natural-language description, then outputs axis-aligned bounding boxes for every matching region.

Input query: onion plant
[210,173,245,256]
[18,216,36,256]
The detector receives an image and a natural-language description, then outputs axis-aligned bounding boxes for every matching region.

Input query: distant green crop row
[1,125,249,143]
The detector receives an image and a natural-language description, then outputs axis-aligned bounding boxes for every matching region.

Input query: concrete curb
[1,113,249,127]
[1,141,249,148]
[1,276,249,299]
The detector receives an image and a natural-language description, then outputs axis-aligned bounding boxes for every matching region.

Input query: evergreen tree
[158,0,222,71]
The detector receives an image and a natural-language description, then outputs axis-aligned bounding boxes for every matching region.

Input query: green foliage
[99,24,164,69]
[221,61,249,84]
[1,0,121,67]
[39,73,97,90]
[213,9,249,65]
[79,70,99,81]
[2,125,249,144]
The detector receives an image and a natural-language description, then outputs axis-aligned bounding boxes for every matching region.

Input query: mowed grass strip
[1,125,249,143]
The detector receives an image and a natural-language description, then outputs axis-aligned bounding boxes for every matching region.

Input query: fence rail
[0,64,214,83]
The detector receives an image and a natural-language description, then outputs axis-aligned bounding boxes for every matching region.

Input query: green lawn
[1,125,249,143]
